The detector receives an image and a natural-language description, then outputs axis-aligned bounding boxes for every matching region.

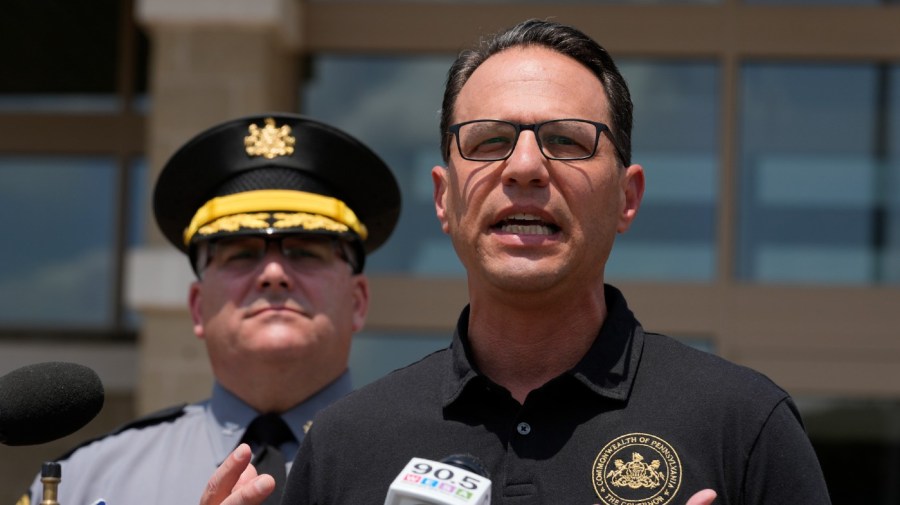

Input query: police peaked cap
[153,113,401,272]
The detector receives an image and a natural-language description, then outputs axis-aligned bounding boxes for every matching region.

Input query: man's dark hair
[439,19,633,167]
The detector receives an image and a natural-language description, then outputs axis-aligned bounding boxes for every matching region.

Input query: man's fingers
[234,448,261,488]
[219,475,276,505]
[686,489,717,505]
[199,443,276,505]
[201,444,254,504]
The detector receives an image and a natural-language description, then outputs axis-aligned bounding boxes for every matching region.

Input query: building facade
[1,0,899,502]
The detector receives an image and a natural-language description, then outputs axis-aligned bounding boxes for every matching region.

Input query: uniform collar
[206,371,354,464]
[442,284,644,406]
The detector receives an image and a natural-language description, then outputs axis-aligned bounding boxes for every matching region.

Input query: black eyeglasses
[446,119,625,163]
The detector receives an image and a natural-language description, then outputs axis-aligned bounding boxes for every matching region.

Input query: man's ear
[188,281,206,339]
[618,163,645,233]
[350,275,370,333]
[432,165,451,234]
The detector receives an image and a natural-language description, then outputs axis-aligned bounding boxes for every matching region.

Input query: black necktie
[239,413,296,505]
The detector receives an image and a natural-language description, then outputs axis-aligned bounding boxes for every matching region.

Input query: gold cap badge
[244,117,296,159]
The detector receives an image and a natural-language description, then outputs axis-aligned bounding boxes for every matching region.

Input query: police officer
[20,113,400,505]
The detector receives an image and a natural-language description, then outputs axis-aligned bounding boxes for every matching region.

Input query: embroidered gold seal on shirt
[592,433,682,505]
[245,117,296,159]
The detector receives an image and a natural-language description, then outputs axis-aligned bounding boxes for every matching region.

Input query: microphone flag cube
[384,457,492,505]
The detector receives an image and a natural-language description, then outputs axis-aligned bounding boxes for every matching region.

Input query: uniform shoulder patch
[54,403,189,462]
[592,433,682,505]
[109,403,189,435]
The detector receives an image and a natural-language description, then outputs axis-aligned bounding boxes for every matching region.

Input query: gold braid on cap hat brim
[183,189,367,245]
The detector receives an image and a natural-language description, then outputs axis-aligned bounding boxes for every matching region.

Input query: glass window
[349,331,450,387]
[0,0,149,113]
[611,60,720,282]
[127,157,150,248]
[0,157,118,327]
[884,65,900,283]
[302,55,461,276]
[739,63,896,284]
[123,157,149,328]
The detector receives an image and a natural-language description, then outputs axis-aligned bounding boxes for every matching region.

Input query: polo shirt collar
[443,284,644,406]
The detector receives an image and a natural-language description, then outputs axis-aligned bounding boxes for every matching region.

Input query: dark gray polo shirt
[284,285,831,505]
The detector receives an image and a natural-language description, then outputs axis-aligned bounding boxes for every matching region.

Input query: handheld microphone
[0,361,105,446]
[384,454,491,505]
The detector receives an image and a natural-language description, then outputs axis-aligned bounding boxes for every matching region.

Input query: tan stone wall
[138,308,212,413]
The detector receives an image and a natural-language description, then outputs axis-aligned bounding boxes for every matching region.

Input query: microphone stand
[40,462,61,505]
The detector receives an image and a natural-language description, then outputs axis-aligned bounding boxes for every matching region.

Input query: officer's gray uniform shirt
[26,372,352,504]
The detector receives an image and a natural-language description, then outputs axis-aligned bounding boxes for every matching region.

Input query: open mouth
[492,213,560,235]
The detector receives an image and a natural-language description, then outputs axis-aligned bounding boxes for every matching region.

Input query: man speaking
[206,20,830,505]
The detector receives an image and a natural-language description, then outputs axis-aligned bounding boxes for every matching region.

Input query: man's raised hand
[200,443,275,505]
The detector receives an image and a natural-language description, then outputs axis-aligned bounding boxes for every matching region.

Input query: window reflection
[612,60,720,281]
[302,55,462,276]
[127,157,149,248]
[0,157,117,326]
[885,66,900,283]
[739,63,897,284]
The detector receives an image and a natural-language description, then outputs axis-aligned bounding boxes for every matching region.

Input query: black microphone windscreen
[0,361,105,446]
[441,454,490,478]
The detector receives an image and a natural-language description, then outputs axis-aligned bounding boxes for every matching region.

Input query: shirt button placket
[505,418,537,499]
